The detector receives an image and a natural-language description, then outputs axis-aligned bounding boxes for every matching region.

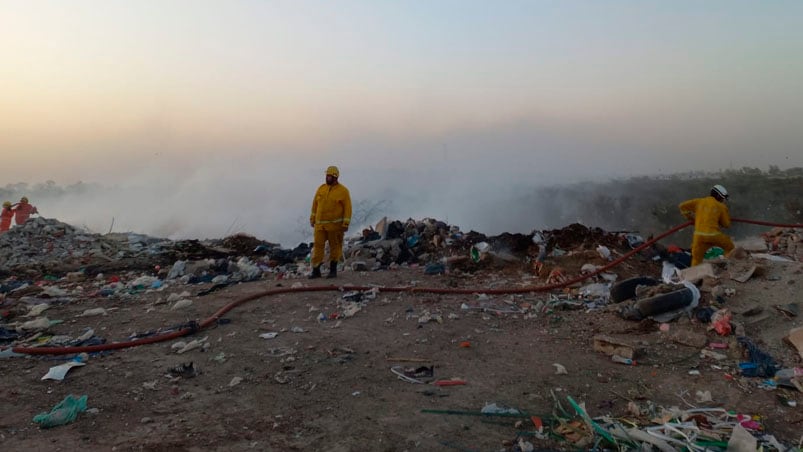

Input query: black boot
[325,261,338,279]
[308,265,322,279]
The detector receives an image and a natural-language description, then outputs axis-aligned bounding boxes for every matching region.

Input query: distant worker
[0,201,13,233]
[678,184,734,266]
[13,196,39,225]
[309,166,352,279]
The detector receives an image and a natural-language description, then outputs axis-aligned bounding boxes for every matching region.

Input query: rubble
[762,227,803,261]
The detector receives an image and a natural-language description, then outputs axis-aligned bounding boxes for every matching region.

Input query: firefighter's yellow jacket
[678,196,730,236]
[310,183,352,231]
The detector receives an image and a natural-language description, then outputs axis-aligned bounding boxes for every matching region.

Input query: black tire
[619,305,644,321]
[635,287,694,317]
[609,276,659,303]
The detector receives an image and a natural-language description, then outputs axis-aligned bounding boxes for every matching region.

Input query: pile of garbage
[425,395,795,451]
[0,215,667,314]
[762,227,803,261]
[0,218,173,273]
[0,217,311,277]
[346,217,649,276]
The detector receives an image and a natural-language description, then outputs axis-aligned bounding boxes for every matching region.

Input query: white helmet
[711,184,728,200]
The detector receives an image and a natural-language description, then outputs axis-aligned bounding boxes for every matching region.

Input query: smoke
[2,155,567,247]
[3,120,800,248]
[5,160,801,248]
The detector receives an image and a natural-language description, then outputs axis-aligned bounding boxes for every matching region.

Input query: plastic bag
[704,246,724,260]
[33,394,88,428]
[661,261,679,283]
[470,242,490,263]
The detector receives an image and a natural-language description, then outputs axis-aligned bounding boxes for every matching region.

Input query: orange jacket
[0,207,13,232]
[678,196,730,236]
[13,202,38,225]
[310,183,352,231]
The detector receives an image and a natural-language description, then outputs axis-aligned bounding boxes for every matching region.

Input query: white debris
[171,299,193,310]
[79,307,108,317]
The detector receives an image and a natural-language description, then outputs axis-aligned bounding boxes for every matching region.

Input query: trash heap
[0,217,311,277]
[0,215,656,285]
[762,227,803,261]
[423,395,794,451]
[606,258,803,392]
[0,217,171,273]
[346,218,653,279]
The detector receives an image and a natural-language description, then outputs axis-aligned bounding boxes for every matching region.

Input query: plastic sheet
[32,394,88,428]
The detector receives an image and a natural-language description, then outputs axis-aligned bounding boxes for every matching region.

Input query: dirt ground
[1,255,802,451]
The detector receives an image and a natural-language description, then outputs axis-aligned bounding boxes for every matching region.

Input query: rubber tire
[635,287,694,318]
[609,276,659,303]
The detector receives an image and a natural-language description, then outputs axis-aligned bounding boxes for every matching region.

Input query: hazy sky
[1,1,801,243]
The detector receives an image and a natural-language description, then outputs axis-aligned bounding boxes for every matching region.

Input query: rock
[734,237,767,252]
[171,299,193,310]
[728,247,750,260]
[79,308,108,317]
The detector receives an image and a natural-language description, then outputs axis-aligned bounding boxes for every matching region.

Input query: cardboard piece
[679,263,716,284]
[785,326,803,360]
[667,329,707,348]
[730,264,765,283]
[593,335,636,359]
[374,217,388,240]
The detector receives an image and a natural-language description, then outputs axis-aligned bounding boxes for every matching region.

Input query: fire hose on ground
[3,218,802,356]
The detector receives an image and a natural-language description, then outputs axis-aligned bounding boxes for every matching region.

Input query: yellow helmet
[325,166,340,178]
[20,196,28,203]
[2,201,10,208]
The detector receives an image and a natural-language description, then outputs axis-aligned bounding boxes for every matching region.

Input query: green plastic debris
[469,242,490,263]
[566,395,616,446]
[704,246,724,260]
[33,394,88,428]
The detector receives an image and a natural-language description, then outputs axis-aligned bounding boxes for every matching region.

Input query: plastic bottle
[775,367,803,378]
[774,368,803,390]
[611,355,637,366]
[774,368,803,379]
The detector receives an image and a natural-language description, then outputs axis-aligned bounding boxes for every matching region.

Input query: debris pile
[762,227,803,261]
[347,218,653,280]
[1,211,801,448]
[0,217,311,278]
[424,395,793,451]
[0,218,172,274]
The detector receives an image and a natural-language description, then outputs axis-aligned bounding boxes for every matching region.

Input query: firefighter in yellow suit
[678,184,734,267]
[309,166,352,279]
